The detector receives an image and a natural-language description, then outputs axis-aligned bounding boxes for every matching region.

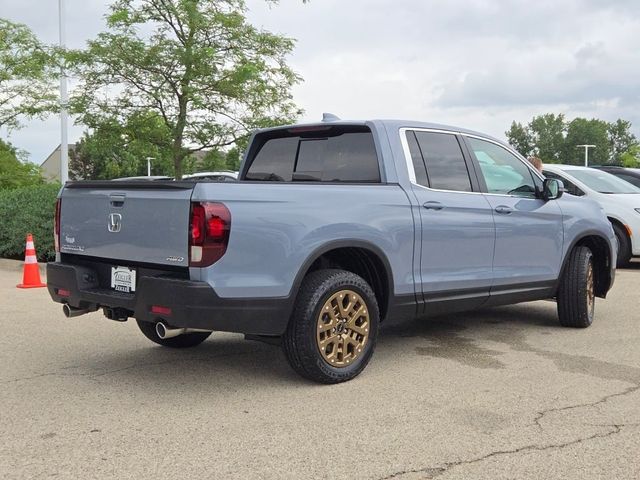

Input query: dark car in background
[592,166,640,189]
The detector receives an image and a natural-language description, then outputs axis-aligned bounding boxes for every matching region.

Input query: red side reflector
[151,305,172,316]
[57,289,70,297]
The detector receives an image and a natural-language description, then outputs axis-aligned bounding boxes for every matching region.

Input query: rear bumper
[46,262,292,336]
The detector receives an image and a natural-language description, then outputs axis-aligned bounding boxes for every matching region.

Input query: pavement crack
[380,425,624,479]
[533,384,640,430]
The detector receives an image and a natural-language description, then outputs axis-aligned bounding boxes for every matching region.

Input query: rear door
[59,182,194,267]
[403,129,495,313]
[463,136,564,291]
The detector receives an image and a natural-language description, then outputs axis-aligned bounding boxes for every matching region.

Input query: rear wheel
[283,269,379,384]
[136,320,212,348]
[612,223,631,268]
[557,246,595,328]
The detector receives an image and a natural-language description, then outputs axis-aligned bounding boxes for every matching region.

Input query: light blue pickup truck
[47,117,616,383]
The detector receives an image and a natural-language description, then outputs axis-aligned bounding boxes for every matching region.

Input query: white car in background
[182,171,238,182]
[543,164,640,267]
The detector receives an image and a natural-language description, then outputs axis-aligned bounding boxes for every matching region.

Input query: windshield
[567,169,640,194]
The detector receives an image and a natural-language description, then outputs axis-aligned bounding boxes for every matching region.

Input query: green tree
[69,0,301,179]
[195,149,228,173]
[225,145,244,171]
[620,145,640,168]
[505,121,534,157]
[0,19,58,130]
[607,119,637,165]
[563,118,610,166]
[529,114,565,163]
[225,133,252,171]
[70,111,175,179]
[0,138,45,189]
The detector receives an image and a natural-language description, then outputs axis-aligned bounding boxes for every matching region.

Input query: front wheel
[283,269,379,384]
[557,246,595,328]
[136,320,212,348]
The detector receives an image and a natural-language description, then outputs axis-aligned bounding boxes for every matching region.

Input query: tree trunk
[172,95,188,179]
[173,152,184,180]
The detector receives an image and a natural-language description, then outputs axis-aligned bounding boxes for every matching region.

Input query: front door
[464,136,564,294]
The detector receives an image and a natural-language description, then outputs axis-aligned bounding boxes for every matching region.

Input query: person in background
[527,156,543,173]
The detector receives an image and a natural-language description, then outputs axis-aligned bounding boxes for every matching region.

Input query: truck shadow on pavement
[621,259,640,270]
[377,301,640,386]
[377,302,560,371]
[62,301,595,387]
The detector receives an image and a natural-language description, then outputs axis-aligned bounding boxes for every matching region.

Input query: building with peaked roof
[40,144,76,182]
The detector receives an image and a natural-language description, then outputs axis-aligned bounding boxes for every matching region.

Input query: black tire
[283,269,379,384]
[612,223,632,268]
[557,246,595,328]
[135,319,212,348]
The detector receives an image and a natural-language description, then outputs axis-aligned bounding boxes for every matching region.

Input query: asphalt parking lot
[1,261,639,480]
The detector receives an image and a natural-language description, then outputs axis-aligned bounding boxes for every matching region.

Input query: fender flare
[287,239,395,313]
[557,230,615,297]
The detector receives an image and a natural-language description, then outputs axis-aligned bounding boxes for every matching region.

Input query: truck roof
[256,118,510,150]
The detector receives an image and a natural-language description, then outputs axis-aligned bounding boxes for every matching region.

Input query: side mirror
[542,178,563,201]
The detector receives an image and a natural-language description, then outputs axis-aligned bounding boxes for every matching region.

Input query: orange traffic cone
[17,233,46,289]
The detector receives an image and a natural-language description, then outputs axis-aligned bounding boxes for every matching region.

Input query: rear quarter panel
[190,182,416,300]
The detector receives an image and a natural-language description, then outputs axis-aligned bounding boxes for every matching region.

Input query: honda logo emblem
[108,213,122,232]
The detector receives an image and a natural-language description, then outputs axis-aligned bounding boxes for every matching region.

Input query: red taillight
[207,216,225,239]
[189,202,231,267]
[54,198,61,253]
[190,204,206,245]
[57,288,70,297]
[151,305,172,316]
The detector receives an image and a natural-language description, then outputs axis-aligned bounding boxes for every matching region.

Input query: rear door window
[405,131,429,187]
[413,131,473,192]
[245,127,380,183]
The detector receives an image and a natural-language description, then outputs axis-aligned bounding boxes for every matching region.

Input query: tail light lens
[189,202,231,267]
[54,198,61,252]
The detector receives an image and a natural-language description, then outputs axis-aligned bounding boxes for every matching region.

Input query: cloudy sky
[2,0,639,164]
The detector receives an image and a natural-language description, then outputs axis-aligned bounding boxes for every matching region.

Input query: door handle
[494,205,512,215]
[423,201,444,211]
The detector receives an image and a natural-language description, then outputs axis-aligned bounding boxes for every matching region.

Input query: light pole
[576,144,596,167]
[58,0,69,184]
[146,157,155,177]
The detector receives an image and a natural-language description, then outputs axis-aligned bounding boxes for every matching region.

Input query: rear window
[245,126,380,183]
[414,131,472,192]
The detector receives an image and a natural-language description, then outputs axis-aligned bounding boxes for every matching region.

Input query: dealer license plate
[111,266,137,293]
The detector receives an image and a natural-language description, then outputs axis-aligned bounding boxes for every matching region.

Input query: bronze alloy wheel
[316,289,370,367]
[586,260,595,315]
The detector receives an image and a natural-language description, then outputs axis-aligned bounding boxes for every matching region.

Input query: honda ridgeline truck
[47,117,616,383]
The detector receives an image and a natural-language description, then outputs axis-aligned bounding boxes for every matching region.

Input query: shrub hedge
[0,183,60,261]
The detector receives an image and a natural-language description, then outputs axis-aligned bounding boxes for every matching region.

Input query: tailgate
[59,181,194,267]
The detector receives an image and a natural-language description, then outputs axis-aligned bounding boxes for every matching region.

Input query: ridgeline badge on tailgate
[108,213,122,233]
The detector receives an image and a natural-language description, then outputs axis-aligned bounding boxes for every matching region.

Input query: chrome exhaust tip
[155,322,186,339]
[155,322,212,339]
[63,304,90,318]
